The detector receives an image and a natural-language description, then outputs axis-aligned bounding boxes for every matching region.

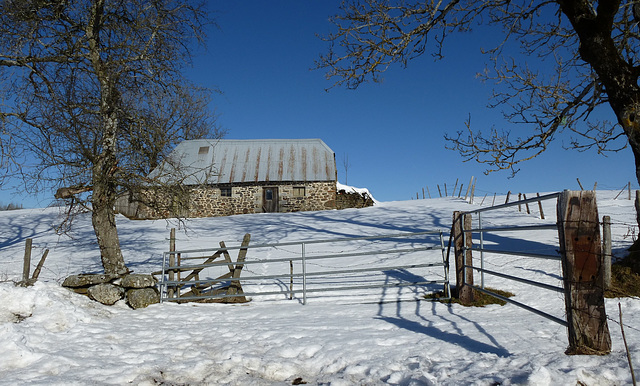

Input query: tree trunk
[92,151,128,277]
[90,101,129,276]
[85,0,128,277]
[557,2,640,267]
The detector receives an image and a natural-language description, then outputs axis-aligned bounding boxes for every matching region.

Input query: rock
[62,273,116,288]
[87,283,124,305]
[63,272,160,309]
[127,288,160,309]
[66,287,89,295]
[120,274,157,289]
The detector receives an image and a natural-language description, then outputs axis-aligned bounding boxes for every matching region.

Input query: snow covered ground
[0,191,638,385]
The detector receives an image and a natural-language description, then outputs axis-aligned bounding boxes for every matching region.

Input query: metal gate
[159,230,450,304]
[456,192,567,325]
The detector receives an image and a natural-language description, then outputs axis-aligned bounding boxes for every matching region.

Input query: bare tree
[343,152,351,185]
[0,0,222,276]
[317,1,640,183]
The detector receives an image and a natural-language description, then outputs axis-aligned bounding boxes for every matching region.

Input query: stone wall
[336,188,375,210]
[62,273,159,309]
[118,181,338,219]
[189,185,262,217]
[279,182,336,212]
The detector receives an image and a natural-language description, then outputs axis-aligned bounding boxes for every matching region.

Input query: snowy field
[0,191,638,385]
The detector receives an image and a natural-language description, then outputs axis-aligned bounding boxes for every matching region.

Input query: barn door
[262,187,279,213]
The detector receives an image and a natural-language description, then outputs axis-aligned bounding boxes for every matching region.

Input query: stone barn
[117,138,369,219]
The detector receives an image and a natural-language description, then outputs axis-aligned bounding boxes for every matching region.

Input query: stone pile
[62,273,160,309]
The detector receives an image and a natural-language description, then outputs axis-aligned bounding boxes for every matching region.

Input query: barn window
[220,187,232,197]
[293,186,306,197]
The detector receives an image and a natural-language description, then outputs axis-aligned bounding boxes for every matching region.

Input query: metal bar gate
[459,192,567,326]
[159,230,450,304]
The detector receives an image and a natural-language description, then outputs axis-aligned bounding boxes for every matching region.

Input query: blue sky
[192,1,637,202]
[2,1,637,207]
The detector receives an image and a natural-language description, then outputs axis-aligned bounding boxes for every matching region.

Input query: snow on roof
[156,138,337,185]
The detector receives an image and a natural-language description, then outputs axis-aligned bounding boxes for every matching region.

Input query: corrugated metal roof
[158,139,336,184]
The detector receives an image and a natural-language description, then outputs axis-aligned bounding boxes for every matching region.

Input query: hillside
[0,192,638,385]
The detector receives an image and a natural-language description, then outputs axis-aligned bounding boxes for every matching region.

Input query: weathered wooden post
[537,193,545,220]
[22,238,32,283]
[557,190,611,355]
[602,216,612,291]
[635,190,640,226]
[518,193,522,212]
[453,211,474,305]
[464,180,471,200]
[470,183,476,203]
[227,233,251,302]
[289,260,294,300]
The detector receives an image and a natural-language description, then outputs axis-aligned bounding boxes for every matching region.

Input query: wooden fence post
[470,183,476,203]
[289,260,294,300]
[464,176,474,200]
[227,233,251,301]
[523,194,531,214]
[537,193,545,220]
[453,211,474,305]
[23,238,32,283]
[557,190,611,355]
[636,191,640,226]
[602,216,612,291]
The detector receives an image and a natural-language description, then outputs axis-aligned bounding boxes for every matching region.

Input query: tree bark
[91,130,128,276]
[557,190,611,355]
[91,194,128,276]
[87,0,128,276]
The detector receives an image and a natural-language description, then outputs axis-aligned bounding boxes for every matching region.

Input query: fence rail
[455,192,565,326]
[159,230,450,305]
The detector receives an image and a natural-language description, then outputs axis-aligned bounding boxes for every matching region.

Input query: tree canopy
[318,0,640,181]
[0,0,221,275]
